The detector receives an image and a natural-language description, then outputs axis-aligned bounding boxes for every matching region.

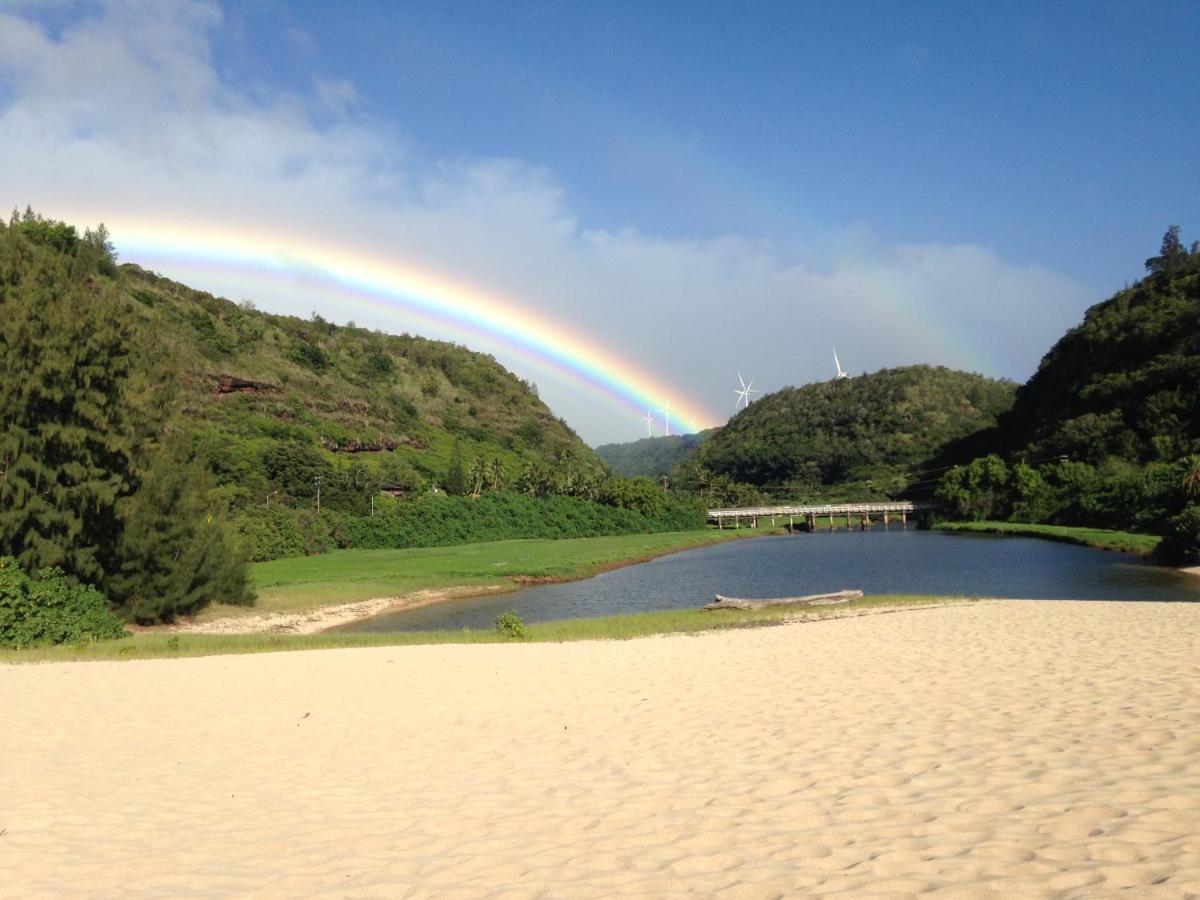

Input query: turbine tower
[643,408,654,438]
[733,371,760,410]
[833,347,849,380]
[660,399,671,437]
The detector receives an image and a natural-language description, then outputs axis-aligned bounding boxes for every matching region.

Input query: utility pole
[314,476,323,514]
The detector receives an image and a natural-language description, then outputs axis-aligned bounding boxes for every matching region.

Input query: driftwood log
[703,589,863,611]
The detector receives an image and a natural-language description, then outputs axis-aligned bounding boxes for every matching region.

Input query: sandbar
[2,600,1199,896]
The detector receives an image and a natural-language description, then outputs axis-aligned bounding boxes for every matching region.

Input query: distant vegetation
[673,365,1014,504]
[595,429,718,477]
[935,522,1161,556]
[934,227,1200,564]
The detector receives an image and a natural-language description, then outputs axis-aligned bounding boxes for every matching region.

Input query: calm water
[336,529,1200,633]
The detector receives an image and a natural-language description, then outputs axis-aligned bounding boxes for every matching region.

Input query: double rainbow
[109,221,718,436]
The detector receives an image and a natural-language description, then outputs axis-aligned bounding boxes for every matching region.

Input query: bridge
[707,501,936,531]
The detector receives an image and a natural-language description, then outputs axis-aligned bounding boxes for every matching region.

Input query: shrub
[0,558,127,648]
[231,506,308,561]
[1155,505,1200,565]
[495,611,528,640]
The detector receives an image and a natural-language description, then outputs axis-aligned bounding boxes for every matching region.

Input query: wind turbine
[733,371,760,410]
[833,347,849,380]
[659,399,671,437]
[642,408,654,438]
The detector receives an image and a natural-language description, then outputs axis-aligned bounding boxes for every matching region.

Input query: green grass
[0,595,967,663]
[212,530,748,620]
[936,521,1161,555]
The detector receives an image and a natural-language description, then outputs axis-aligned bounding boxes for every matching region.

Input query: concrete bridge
[707,501,936,531]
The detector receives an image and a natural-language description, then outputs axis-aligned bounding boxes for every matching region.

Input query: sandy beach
[173,584,518,636]
[3,600,1199,897]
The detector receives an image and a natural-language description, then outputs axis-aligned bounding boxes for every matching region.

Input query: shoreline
[171,583,519,635]
[173,529,758,635]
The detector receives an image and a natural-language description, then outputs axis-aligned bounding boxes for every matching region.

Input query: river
[335,529,1200,633]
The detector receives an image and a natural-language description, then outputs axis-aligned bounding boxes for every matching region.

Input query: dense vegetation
[0,557,127,648]
[233,489,705,562]
[675,366,1014,503]
[120,263,595,508]
[595,429,718,477]
[0,210,252,627]
[935,228,1200,563]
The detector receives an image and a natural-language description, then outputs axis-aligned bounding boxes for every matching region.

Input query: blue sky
[215,0,1200,290]
[1,1,1197,442]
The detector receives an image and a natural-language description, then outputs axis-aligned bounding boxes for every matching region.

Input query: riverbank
[936,520,1161,555]
[5,600,1198,895]
[188,530,749,635]
[0,595,958,663]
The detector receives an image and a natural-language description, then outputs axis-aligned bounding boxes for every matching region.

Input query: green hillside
[681,365,1015,501]
[595,429,718,477]
[121,264,595,508]
[933,228,1200,563]
[1000,234,1200,464]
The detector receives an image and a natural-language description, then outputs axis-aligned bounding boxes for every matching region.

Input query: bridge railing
[707,501,935,520]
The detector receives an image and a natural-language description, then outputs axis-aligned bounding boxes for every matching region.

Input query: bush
[232,506,308,561]
[1155,505,1200,565]
[495,611,528,640]
[0,558,127,648]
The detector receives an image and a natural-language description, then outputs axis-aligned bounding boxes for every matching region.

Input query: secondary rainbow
[108,220,719,435]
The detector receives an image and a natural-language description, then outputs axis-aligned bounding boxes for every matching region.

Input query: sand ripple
[2,600,1200,896]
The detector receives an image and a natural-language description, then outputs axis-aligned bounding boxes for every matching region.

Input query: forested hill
[595,429,718,477]
[681,365,1015,499]
[995,233,1200,464]
[120,263,595,503]
[929,230,1200,563]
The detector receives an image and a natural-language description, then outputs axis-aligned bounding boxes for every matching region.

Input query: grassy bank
[0,595,968,663]
[936,521,1160,555]
[211,530,749,620]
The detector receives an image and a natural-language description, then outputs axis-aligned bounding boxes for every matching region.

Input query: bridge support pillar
[901,511,907,528]
[883,511,889,527]
[861,512,869,531]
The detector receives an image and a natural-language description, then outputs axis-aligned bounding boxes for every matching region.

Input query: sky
[1,0,1197,444]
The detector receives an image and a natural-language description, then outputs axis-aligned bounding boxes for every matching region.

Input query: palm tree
[1182,454,1200,499]
[467,458,486,499]
[486,458,507,492]
[557,448,577,494]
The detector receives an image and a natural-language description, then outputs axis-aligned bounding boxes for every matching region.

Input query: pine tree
[0,225,150,584]
[109,440,253,623]
[0,217,249,623]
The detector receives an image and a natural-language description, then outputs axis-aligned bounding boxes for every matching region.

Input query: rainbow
[103,219,720,436]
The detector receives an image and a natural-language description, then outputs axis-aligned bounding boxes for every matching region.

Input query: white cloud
[0,0,1090,444]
